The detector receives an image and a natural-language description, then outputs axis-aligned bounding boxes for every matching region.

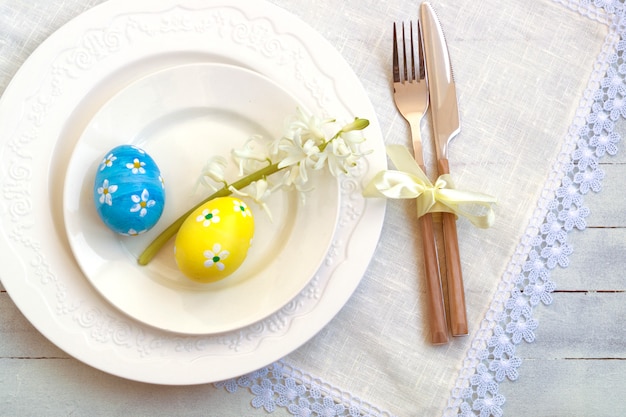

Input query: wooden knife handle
[438,158,468,336]
[419,211,448,344]
[418,159,447,344]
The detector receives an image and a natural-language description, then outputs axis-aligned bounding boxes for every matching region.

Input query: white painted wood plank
[585,163,626,228]
[499,292,626,416]
[0,358,293,417]
[551,227,626,291]
[524,292,626,358]
[501,359,626,417]
[0,293,67,358]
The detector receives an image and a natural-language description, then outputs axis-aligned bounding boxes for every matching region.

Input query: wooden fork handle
[419,211,449,345]
[438,158,469,336]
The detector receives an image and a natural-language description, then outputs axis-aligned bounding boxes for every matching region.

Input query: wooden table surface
[2,1,626,416]
[499,121,626,416]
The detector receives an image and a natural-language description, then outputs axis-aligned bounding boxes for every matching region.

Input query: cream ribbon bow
[363,145,497,228]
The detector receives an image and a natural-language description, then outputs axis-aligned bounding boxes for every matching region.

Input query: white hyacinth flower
[232,135,271,175]
[283,107,334,145]
[196,155,228,192]
[194,107,369,215]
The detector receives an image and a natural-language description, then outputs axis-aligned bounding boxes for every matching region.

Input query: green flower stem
[136,117,368,266]
[137,161,281,265]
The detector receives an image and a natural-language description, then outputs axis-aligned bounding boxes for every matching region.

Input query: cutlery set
[392,2,466,344]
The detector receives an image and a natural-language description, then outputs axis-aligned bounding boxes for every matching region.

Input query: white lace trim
[216,1,626,416]
[215,360,395,417]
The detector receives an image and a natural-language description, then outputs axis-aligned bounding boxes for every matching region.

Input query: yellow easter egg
[174,197,254,283]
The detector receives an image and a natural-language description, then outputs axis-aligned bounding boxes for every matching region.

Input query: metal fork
[393,21,448,344]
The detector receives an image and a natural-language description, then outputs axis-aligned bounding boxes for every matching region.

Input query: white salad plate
[0,0,385,384]
[63,62,340,335]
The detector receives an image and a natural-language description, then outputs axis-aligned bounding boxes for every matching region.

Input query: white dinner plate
[0,0,386,384]
[63,62,339,335]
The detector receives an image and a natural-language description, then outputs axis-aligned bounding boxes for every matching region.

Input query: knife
[420,2,468,336]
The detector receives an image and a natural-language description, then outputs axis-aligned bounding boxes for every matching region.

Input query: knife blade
[420,2,468,336]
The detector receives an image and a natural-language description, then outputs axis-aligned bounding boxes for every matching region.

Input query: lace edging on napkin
[446,1,626,416]
[215,360,396,417]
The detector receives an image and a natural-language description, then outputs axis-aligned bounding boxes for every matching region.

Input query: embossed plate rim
[0,0,386,384]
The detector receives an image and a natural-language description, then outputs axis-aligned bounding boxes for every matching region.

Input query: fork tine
[394,22,419,83]
[409,22,416,82]
[392,23,400,83]
[401,23,408,82]
[417,20,425,80]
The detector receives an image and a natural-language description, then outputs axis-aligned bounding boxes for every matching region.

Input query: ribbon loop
[363,145,497,228]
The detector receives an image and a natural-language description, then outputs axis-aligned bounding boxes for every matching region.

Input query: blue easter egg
[93,145,165,235]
